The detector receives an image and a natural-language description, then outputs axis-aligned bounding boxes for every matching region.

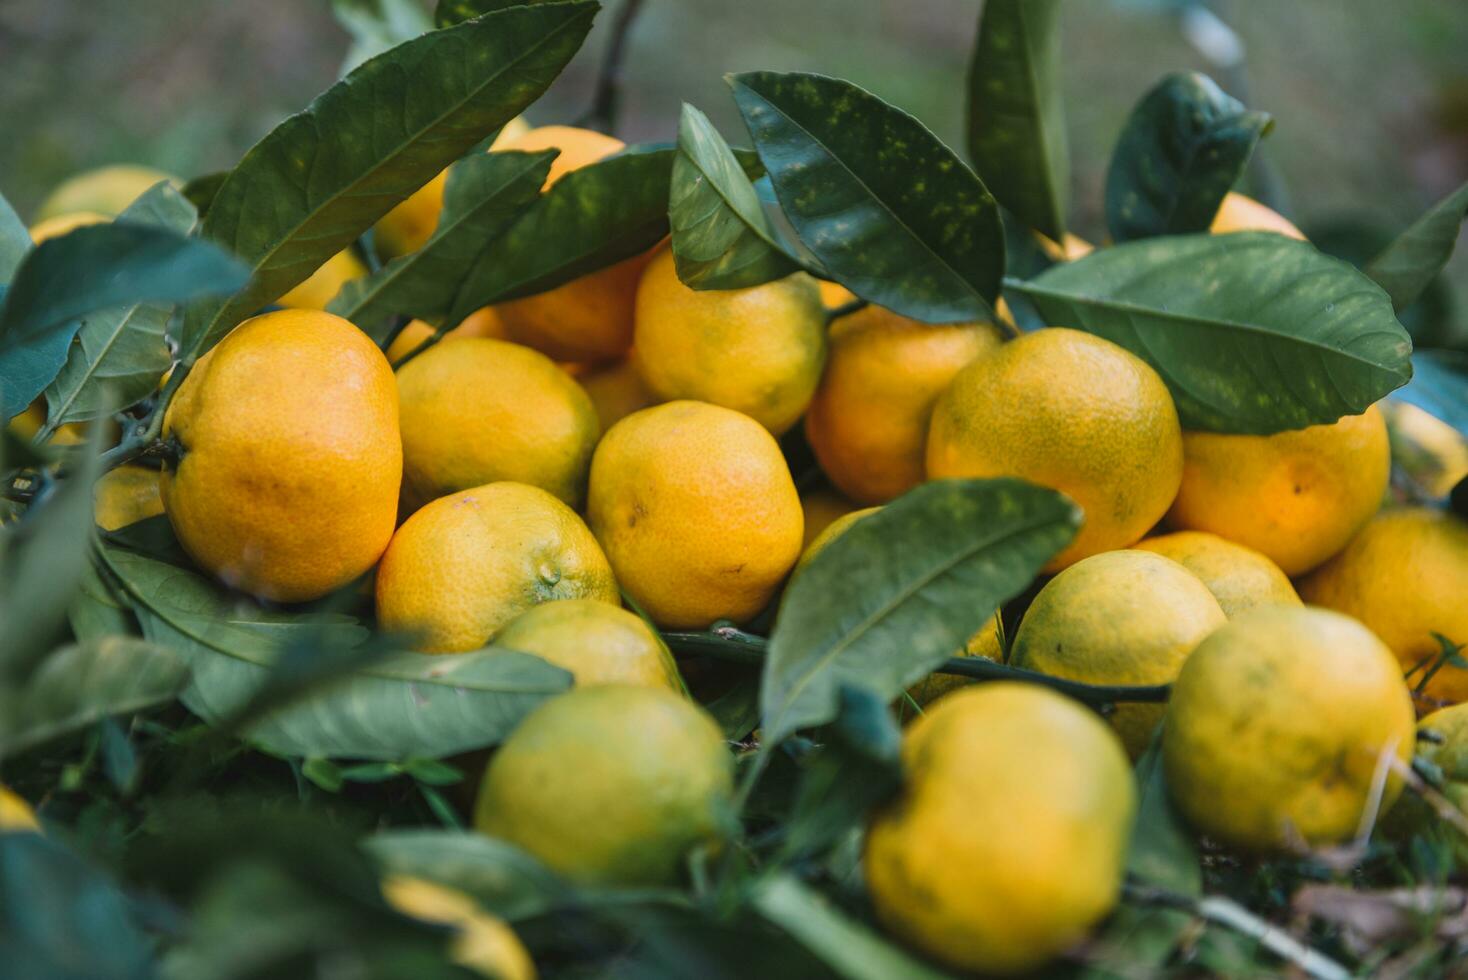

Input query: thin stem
[577,0,648,135]
[1125,884,1351,980]
[661,627,1171,705]
[389,327,443,370]
[824,297,869,324]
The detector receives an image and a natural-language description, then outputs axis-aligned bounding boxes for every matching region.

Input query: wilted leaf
[328,149,554,341]
[99,546,571,760]
[1105,72,1273,243]
[761,478,1079,744]
[364,830,568,921]
[177,1,598,363]
[0,636,187,757]
[0,189,28,283]
[731,71,1004,324]
[1012,232,1413,433]
[0,223,246,420]
[670,103,798,290]
[1365,179,1468,314]
[43,184,193,427]
[965,0,1069,242]
[750,873,952,980]
[441,145,675,327]
[333,0,434,75]
[1396,349,1468,436]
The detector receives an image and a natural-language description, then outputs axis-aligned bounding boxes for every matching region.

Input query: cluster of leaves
[2,0,1468,977]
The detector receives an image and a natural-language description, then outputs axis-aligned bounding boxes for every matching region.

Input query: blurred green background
[2,0,1465,317]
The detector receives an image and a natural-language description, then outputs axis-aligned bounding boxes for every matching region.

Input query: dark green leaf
[965,0,1069,242]
[328,149,554,341]
[1011,232,1414,433]
[1396,349,1468,436]
[333,0,434,75]
[364,830,568,921]
[670,103,799,290]
[779,685,901,862]
[338,762,403,783]
[0,223,246,420]
[436,0,553,28]
[0,833,156,980]
[761,478,1080,744]
[99,546,572,760]
[302,756,346,792]
[1129,737,1201,893]
[98,716,141,793]
[750,873,952,980]
[1364,179,1468,313]
[1,425,52,472]
[43,184,193,427]
[0,636,187,757]
[0,436,103,681]
[442,145,675,326]
[1105,72,1273,243]
[69,559,137,642]
[0,189,28,283]
[704,674,762,742]
[731,71,1004,323]
[180,171,228,219]
[402,758,464,786]
[178,1,598,363]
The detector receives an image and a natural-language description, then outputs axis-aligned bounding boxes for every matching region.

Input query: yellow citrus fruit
[381,875,536,980]
[791,506,880,578]
[575,357,658,432]
[1134,530,1301,619]
[1163,605,1415,852]
[634,249,827,435]
[7,400,91,446]
[1210,191,1306,239]
[28,211,108,244]
[494,126,650,363]
[277,249,368,311]
[806,306,1003,503]
[866,683,1134,975]
[817,280,856,308]
[799,487,859,549]
[376,482,618,652]
[384,308,508,365]
[0,784,40,832]
[927,328,1183,570]
[1382,400,1468,498]
[161,310,401,602]
[1384,703,1468,863]
[374,116,532,259]
[1167,405,1389,576]
[396,338,600,509]
[587,401,802,629]
[93,464,164,532]
[35,165,173,220]
[1300,507,1468,705]
[494,598,680,691]
[475,684,734,886]
[1036,231,1095,261]
[1011,550,1226,755]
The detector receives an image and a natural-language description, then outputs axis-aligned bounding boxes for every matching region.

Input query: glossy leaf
[43,184,192,427]
[99,546,572,760]
[435,0,552,28]
[1012,232,1414,433]
[670,103,798,290]
[0,189,28,283]
[441,145,675,327]
[328,149,554,341]
[180,171,228,219]
[364,830,568,920]
[0,223,246,421]
[333,0,433,75]
[0,637,188,757]
[1396,349,1468,436]
[177,1,598,363]
[0,437,103,681]
[750,873,951,980]
[731,71,1004,323]
[965,0,1068,241]
[1365,179,1468,313]
[761,478,1079,744]
[1105,71,1273,243]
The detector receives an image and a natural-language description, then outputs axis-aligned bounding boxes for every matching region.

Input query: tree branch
[578,0,648,135]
